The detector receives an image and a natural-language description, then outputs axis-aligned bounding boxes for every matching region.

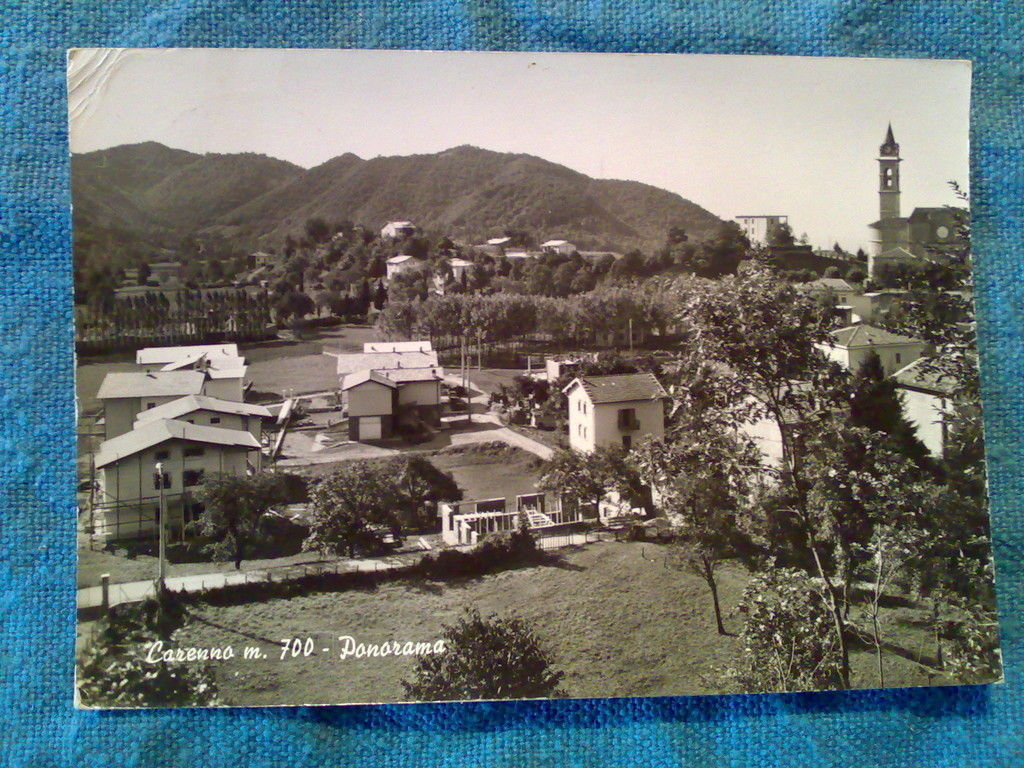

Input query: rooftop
[336,350,439,376]
[387,254,422,265]
[803,278,858,293]
[829,324,924,348]
[136,344,240,366]
[341,370,398,391]
[363,340,433,354]
[892,357,960,395]
[96,371,207,400]
[134,395,271,425]
[564,373,668,404]
[94,418,261,468]
[379,366,444,384]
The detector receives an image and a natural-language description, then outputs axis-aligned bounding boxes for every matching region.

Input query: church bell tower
[878,123,901,222]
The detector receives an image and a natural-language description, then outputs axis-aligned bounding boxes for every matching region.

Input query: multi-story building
[563,373,667,453]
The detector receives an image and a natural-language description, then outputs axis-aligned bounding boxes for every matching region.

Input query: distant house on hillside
[381,221,416,239]
[386,254,425,280]
[251,251,279,269]
[447,258,474,283]
[504,250,538,260]
[564,373,667,453]
[735,215,788,247]
[487,236,511,247]
[817,324,928,376]
[540,239,576,256]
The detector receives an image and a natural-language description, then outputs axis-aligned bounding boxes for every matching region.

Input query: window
[153,472,171,490]
[183,446,205,458]
[183,469,205,487]
[622,435,632,450]
[617,408,638,430]
[146,402,156,410]
[895,353,902,364]
[154,449,170,461]
[209,417,221,424]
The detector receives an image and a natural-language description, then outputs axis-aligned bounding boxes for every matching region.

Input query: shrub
[77,593,218,708]
[401,609,564,701]
[731,568,843,693]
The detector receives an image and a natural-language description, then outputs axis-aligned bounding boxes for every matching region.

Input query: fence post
[100,574,110,612]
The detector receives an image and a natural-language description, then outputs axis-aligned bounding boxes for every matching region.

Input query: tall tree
[304,462,405,557]
[195,473,287,569]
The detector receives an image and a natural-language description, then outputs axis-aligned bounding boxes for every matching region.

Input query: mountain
[206,145,724,252]
[72,143,304,262]
[72,143,724,259]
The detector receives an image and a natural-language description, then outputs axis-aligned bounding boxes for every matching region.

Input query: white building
[734,215,788,247]
[386,254,425,280]
[563,373,667,453]
[380,221,416,239]
[892,357,957,458]
[540,239,577,256]
[91,418,263,540]
[817,324,928,376]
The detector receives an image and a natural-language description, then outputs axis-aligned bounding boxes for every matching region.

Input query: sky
[68,49,972,251]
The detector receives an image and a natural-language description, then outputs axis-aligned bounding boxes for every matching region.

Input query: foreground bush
[402,609,564,701]
[77,594,218,708]
[731,568,844,693]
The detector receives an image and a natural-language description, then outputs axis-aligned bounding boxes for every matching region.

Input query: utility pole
[155,461,167,593]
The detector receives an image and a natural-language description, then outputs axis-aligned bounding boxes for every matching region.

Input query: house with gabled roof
[563,373,668,453]
[92,418,263,540]
[133,394,271,440]
[341,366,445,441]
[96,370,209,439]
[817,324,928,376]
[540,239,576,256]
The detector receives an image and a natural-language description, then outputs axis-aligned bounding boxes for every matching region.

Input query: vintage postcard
[70,49,1000,707]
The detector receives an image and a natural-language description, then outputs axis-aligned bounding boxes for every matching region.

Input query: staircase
[522,508,555,529]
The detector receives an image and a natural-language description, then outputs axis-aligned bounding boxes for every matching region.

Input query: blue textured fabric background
[1,2,1021,765]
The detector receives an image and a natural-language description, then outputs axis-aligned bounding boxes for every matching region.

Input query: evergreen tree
[849,352,930,467]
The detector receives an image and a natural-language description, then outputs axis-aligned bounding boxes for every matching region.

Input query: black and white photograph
[70,48,1000,708]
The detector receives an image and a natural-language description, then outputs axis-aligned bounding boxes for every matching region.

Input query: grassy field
[246,353,339,396]
[426,442,544,500]
[174,541,748,705]
[170,540,947,706]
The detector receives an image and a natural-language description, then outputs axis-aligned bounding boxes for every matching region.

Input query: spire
[880,124,900,157]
